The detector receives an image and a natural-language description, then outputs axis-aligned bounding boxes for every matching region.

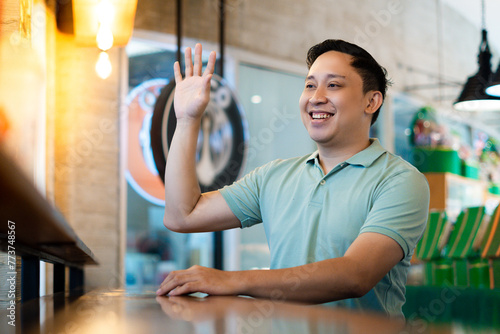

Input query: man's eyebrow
[305,73,346,81]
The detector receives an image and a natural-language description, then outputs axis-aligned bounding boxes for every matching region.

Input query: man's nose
[310,86,327,104]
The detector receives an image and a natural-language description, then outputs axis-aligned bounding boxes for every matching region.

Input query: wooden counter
[0,289,496,334]
[0,145,98,303]
[0,146,97,267]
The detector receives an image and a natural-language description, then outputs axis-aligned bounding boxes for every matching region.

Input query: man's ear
[364,91,383,115]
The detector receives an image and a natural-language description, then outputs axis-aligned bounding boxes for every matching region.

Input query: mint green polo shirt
[219,139,430,317]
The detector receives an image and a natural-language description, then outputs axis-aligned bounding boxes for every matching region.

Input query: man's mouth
[309,112,335,120]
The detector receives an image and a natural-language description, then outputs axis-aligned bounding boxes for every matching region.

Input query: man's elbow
[163,215,189,233]
[350,282,372,299]
[346,275,375,299]
[319,279,369,303]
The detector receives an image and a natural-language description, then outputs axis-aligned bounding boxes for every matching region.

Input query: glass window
[125,40,214,291]
[236,63,315,270]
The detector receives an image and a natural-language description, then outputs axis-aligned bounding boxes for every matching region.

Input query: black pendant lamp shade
[453,30,500,112]
[486,64,500,97]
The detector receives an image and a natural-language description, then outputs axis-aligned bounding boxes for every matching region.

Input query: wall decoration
[126,78,169,205]
[150,74,247,193]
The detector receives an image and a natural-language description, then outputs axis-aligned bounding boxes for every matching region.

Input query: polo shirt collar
[346,138,386,167]
[305,139,386,168]
[306,151,319,164]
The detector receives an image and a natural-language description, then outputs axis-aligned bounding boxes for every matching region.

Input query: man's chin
[309,135,335,146]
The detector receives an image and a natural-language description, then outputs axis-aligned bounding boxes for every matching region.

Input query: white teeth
[311,113,333,119]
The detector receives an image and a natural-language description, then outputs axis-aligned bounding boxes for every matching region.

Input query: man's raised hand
[173,43,216,122]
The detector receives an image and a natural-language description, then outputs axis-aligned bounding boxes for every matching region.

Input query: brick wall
[52,29,124,288]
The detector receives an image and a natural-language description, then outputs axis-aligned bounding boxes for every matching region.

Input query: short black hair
[306,39,390,125]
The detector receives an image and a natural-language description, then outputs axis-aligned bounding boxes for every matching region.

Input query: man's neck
[317,139,372,174]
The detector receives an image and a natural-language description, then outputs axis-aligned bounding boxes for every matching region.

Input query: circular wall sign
[126,78,169,205]
[151,74,248,193]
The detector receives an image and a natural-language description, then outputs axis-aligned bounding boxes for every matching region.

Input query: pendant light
[453,0,500,112]
[486,64,500,97]
[72,0,138,79]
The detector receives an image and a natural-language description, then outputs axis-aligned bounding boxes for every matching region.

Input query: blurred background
[1,1,500,303]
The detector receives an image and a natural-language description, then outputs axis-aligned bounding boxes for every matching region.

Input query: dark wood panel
[0,147,97,266]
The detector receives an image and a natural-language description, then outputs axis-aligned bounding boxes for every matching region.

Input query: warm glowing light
[72,0,138,47]
[95,52,112,79]
[96,25,113,51]
[96,0,115,25]
[0,38,44,177]
[95,0,115,51]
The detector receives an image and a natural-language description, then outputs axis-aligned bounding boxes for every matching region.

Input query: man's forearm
[164,119,202,228]
[236,257,366,304]
[162,44,216,231]
[157,258,365,302]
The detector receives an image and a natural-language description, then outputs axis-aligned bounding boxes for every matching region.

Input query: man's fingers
[156,272,179,295]
[184,47,193,77]
[173,45,215,85]
[169,282,198,296]
[193,43,202,76]
[173,61,182,84]
[203,74,213,92]
[156,283,170,296]
[203,51,217,76]
[157,270,196,296]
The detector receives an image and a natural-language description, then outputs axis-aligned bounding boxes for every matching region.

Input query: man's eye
[305,84,314,89]
[329,83,339,87]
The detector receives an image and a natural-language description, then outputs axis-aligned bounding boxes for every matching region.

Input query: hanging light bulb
[73,0,137,46]
[96,0,114,51]
[95,51,112,79]
[453,0,500,112]
[96,25,113,51]
[72,0,138,79]
[95,0,114,78]
[453,32,500,112]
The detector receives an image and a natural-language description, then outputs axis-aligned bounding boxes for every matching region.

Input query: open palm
[173,44,216,121]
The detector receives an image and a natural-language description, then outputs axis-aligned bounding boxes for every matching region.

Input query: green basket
[424,259,454,286]
[480,204,500,258]
[453,259,469,287]
[462,160,480,180]
[443,207,485,259]
[489,259,500,289]
[489,183,500,195]
[411,147,461,175]
[416,210,448,261]
[468,258,490,289]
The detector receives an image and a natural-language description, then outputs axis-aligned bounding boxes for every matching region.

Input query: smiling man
[157,40,430,317]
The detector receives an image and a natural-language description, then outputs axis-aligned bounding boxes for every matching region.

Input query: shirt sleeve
[219,163,272,228]
[359,168,430,258]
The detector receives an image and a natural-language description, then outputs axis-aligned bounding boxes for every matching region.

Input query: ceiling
[443,0,500,51]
